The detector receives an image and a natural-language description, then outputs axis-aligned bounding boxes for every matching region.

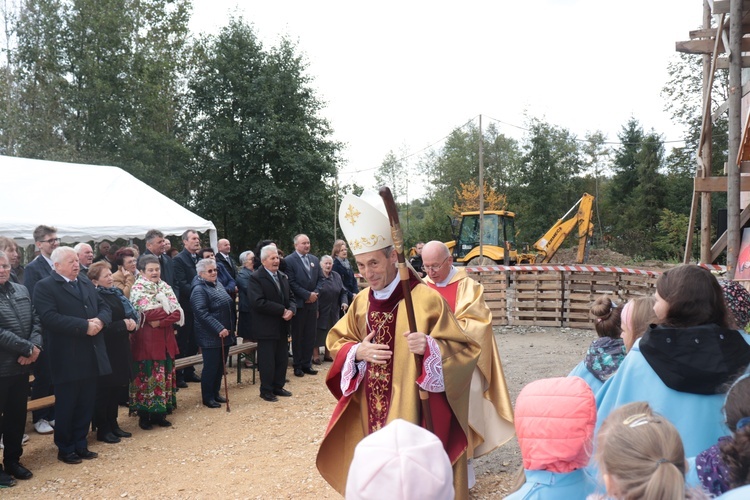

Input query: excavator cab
[449,211,521,264]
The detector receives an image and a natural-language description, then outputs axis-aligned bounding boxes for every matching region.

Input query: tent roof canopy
[0,155,216,246]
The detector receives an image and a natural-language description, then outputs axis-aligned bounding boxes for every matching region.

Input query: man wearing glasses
[421,240,515,488]
[23,225,61,436]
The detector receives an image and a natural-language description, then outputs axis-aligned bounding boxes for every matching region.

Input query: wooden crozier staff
[378,186,433,432]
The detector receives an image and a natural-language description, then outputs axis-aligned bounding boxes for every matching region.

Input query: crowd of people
[0,224,364,486]
[4,193,750,499]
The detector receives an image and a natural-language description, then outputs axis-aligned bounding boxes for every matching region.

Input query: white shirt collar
[42,254,54,269]
[433,266,458,287]
[372,273,401,300]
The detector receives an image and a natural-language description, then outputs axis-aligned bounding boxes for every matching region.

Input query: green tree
[8,0,192,199]
[374,150,407,203]
[11,0,70,159]
[653,208,690,261]
[186,18,341,253]
[511,118,584,242]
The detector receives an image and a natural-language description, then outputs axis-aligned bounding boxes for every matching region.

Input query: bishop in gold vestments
[317,192,479,499]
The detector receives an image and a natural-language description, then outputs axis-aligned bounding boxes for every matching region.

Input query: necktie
[302,254,311,278]
[71,280,83,300]
[272,273,282,294]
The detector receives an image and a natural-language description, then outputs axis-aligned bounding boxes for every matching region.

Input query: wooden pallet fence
[467,269,507,326]
[467,269,658,328]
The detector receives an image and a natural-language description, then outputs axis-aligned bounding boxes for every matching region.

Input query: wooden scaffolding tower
[677,0,750,277]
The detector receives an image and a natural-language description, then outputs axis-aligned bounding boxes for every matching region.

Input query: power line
[483,115,687,146]
[341,116,477,175]
[339,114,689,179]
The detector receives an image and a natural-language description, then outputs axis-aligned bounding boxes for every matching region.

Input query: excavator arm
[533,193,595,263]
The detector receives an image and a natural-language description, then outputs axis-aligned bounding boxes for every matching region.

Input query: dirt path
[7,326,595,499]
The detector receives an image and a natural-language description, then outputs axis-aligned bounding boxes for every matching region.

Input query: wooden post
[700,2,713,263]
[728,0,742,278]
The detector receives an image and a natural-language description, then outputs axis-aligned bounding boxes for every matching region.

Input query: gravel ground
[6,326,595,499]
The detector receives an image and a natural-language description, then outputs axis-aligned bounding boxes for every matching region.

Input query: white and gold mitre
[339,191,393,256]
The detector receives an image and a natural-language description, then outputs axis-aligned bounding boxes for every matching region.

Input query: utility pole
[479,114,484,260]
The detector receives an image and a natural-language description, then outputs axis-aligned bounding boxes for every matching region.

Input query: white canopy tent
[0,155,217,248]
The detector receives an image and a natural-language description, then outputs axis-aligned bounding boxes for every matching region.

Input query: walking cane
[379,186,433,432]
[221,339,231,412]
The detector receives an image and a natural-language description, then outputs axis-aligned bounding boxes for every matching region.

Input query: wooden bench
[174,341,258,385]
[26,394,55,412]
[26,342,258,412]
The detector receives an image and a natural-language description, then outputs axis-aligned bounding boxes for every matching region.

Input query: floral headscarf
[129,275,184,327]
[720,280,750,330]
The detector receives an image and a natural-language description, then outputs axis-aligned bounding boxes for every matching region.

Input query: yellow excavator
[445,193,595,266]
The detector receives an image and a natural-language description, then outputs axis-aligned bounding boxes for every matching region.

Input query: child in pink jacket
[506,376,597,499]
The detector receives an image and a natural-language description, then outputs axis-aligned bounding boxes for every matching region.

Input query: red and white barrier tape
[463,263,728,275]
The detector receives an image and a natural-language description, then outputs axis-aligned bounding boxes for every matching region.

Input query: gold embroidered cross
[345,204,361,225]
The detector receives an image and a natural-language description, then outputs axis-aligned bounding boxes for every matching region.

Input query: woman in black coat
[315,255,348,364]
[88,261,138,443]
[236,251,255,343]
[190,258,235,409]
[331,240,358,304]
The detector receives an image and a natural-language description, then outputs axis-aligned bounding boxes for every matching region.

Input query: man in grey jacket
[0,250,43,485]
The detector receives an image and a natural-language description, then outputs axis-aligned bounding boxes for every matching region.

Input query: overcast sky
[189,1,702,199]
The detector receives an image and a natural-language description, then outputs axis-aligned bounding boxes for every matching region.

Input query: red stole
[427,280,460,313]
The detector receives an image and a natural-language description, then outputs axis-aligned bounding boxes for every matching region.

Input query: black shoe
[112,426,132,438]
[302,367,318,375]
[0,470,16,486]
[214,395,227,403]
[176,379,188,388]
[57,452,82,465]
[273,388,292,397]
[203,399,221,408]
[260,393,278,402]
[151,414,172,427]
[96,432,121,444]
[4,462,32,480]
[312,358,322,365]
[185,373,202,383]
[75,449,98,460]
[294,368,304,377]
[138,415,153,431]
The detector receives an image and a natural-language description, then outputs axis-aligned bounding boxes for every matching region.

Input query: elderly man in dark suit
[248,245,296,402]
[33,246,112,465]
[285,234,323,378]
[24,224,59,435]
[172,229,202,387]
[143,229,175,287]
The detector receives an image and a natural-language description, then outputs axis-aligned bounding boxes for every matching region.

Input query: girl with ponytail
[593,402,707,500]
[569,296,626,394]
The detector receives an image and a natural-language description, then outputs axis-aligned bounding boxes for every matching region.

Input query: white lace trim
[418,336,444,392]
[341,343,367,397]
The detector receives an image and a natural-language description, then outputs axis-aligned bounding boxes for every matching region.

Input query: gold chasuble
[425,268,515,458]
[317,276,479,499]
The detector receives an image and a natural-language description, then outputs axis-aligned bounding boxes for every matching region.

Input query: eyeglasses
[205,269,218,274]
[0,264,10,270]
[422,256,449,273]
[39,238,61,245]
